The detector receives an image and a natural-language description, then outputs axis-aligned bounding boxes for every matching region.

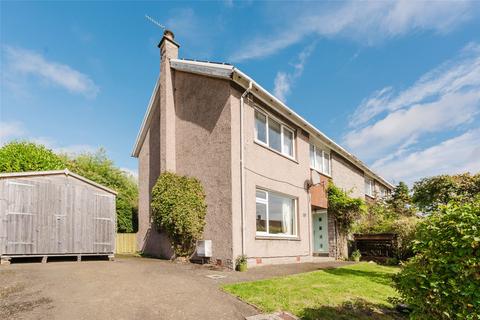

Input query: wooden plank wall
[0,174,116,256]
[115,233,137,254]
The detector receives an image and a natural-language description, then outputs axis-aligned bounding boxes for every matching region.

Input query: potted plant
[351,249,362,263]
[235,255,248,272]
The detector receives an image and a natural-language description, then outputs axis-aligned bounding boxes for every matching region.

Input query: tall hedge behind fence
[115,233,137,254]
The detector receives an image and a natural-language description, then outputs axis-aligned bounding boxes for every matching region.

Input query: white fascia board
[170,59,233,79]
[232,68,394,190]
[131,76,160,158]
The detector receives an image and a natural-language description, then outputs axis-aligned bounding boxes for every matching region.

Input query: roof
[132,59,394,189]
[0,169,118,195]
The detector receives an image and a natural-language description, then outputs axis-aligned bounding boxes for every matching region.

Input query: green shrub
[0,141,67,173]
[353,189,419,261]
[393,198,480,319]
[384,257,398,266]
[351,249,362,261]
[151,172,207,258]
[327,183,366,232]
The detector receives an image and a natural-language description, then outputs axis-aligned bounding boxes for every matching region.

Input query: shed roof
[132,59,394,189]
[0,169,118,195]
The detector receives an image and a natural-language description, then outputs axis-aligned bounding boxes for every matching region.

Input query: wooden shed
[0,169,117,264]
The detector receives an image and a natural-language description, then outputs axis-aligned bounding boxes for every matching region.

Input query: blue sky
[1,1,479,184]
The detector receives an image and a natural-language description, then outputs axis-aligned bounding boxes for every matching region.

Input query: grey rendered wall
[174,70,234,266]
[331,152,365,199]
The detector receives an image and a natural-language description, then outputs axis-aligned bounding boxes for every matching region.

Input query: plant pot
[354,257,360,263]
[237,263,247,272]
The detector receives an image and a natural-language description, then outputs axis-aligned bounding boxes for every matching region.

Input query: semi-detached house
[132,30,394,268]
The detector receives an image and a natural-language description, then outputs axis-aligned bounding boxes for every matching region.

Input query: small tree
[67,149,138,233]
[387,181,415,216]
[151,172,207,258]
[0,141,67,173]
[412,173,480,215]
[393,197,480,319]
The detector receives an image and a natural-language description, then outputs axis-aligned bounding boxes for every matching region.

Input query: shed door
[4,180,37,255]
[93,193,115,253]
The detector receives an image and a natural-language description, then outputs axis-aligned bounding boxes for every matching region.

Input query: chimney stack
[158,29,179,62]
[158,29,179,172]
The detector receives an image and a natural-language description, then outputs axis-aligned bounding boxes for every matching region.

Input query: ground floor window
[256,188,297,236]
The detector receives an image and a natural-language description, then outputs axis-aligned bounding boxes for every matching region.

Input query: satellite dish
[311,170,321,185]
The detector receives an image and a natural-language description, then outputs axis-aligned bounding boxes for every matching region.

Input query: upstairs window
[254,109,295,158]
[310,144,331,176]
[380,186,387,198]
[365,178,374,197]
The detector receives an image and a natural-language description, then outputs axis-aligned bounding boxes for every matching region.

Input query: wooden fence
[115,233,137,254]
[353,233,398,261]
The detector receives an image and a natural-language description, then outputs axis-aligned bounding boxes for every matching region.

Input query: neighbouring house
[132,30,393,268]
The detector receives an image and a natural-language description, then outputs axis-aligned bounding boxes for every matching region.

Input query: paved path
[0,256,351,320]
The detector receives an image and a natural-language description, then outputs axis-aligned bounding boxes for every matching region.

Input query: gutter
[240,81,253,256]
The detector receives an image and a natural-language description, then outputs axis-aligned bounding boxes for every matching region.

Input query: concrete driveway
[0,256,350,320]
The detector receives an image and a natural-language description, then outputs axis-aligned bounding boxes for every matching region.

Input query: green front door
[313,211,329,253]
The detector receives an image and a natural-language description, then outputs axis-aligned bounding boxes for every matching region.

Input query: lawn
[223,262,404,320]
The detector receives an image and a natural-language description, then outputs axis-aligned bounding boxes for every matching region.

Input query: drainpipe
[240,81,253,256]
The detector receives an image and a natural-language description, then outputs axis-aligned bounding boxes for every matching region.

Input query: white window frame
[365,178,374,197]
[254,108,296,160]
[255,188,298,238]
[309,144,331,176]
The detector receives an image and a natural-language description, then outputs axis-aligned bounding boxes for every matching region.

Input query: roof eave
[131,76,161,158]
[0,169,118,195]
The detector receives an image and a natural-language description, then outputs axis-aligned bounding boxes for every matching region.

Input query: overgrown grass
[223,262,404,320]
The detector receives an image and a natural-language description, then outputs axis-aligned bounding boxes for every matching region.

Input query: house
[132,30,393,268]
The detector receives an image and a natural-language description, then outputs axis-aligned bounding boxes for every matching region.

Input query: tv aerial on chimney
[145,14,166,31]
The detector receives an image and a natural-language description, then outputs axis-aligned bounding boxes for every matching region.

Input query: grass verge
[223,262,404,320]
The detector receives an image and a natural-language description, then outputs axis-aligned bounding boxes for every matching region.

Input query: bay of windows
[256,189,296,237]
[254,109,295,158]
[309,144,331,176]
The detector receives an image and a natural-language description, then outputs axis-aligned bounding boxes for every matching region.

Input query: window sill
[365,194,375,199]
[254,140,298,164]
[255,234,301,241]
[310,167,331,179]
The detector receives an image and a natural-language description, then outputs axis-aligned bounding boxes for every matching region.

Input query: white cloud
[273,43,316,102]
[344,43,480,162]
[273,72,290,102]
[3,46,99,98]
[373,129,480,184]
[345,90,480,160]
[120,167,138,181]
[230,0,474,61]
[0,121,26,144]
[350,42,480,127]
[54,144,97,156]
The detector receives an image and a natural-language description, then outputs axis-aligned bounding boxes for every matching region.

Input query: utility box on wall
[196,240,212,258]
[0,170,117,263]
